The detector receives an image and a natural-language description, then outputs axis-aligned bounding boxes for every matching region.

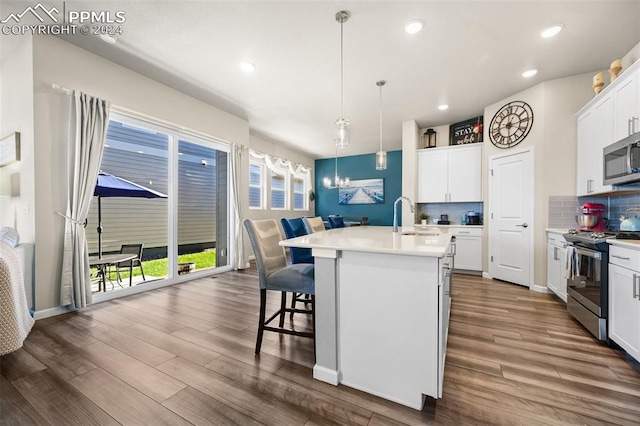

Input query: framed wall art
[338,178,384,205]
[449,116,483,145]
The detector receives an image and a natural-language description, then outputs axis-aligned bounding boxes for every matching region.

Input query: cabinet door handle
[553,246,559,261]
[612,255,631,260]
[634,117,639,134]
[634,274,639,299]
[458,231,470,234]
[629,118,633,136]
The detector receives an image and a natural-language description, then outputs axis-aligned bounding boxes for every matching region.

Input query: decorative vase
[593,72,604,96]
[609,59,622,82]
[421,219,427,225]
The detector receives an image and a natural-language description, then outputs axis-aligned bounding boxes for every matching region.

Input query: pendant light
[334,10,351,148]
[376,80,388,170]
[323,145,350,189]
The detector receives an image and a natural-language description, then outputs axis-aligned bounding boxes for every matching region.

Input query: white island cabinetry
[280,226,453,410]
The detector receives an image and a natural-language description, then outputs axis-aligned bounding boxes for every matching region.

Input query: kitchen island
[280,226,454,410]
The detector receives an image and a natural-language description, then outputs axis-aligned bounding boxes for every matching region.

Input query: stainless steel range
[563,229,640,341]
[563,230,611,341]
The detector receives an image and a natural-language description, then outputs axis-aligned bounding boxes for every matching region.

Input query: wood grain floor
[2,267,640,425]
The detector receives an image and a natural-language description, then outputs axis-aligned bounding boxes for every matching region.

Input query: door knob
[516,223,528,228]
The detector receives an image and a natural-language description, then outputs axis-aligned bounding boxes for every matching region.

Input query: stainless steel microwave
[603,133,640,185]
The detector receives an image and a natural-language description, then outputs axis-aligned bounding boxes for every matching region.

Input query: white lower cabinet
[451,227,482,273]
[546,233,567,302]
[608,244,640,363]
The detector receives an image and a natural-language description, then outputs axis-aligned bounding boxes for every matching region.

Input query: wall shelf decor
[338,178,384,205]
[0,132,20,167]
[449,117,483,145]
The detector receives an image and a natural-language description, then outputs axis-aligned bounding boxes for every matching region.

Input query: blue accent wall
[315,151,402,226]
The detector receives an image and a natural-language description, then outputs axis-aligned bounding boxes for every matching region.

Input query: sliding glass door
[87,112,230,293]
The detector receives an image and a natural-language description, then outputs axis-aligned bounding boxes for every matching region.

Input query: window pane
[293,193,304,210]
[271,172,285,190]
[177,139,227,270]
[272,190,285,209]
[249,164,261,185]
[249,187,262,208]
[88,120,169,288]
[294,177,304,192]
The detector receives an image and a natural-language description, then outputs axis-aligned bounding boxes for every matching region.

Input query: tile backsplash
[548,196,579,229]
[418,202,484,225]
[608,193,640,229]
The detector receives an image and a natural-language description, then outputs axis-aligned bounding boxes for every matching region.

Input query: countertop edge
[608,239,640,249]
[546,229,568,234]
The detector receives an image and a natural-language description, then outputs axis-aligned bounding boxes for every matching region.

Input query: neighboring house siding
[86,122,224,258]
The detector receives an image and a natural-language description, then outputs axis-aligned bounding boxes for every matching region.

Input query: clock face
[489,101,534,149]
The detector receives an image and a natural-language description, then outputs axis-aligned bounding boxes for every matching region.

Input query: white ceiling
[55,1,640,159]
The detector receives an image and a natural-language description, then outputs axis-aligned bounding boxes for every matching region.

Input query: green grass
[101,250,216,280]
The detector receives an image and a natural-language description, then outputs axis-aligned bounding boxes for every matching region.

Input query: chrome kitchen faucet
[393,196,415,233]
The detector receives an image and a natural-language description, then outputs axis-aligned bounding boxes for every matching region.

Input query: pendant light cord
[379,83,383,151]
[340,19,344,119]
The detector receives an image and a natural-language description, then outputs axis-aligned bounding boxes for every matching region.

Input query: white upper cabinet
[576,61,640,196]
[417,144,482,203]
[612,69,640,141]
[418,149,448,202]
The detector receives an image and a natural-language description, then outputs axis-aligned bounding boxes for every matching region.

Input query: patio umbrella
[93,171,167,258]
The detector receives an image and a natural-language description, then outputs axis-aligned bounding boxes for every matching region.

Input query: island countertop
[279,225,451,257]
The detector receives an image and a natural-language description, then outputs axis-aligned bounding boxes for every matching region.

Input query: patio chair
[244,219,315,354]
[116,244,145,286]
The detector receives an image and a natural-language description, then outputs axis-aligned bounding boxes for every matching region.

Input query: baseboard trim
[313,365,339,385]
[530,284,549,294]
[34,305,76,320]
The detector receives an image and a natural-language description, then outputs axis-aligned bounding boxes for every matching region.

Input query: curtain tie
[56,212,88,227]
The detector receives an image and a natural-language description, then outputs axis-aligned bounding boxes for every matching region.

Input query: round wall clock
[489,101,534,149]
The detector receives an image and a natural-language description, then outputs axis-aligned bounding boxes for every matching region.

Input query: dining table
[89,253,136,292]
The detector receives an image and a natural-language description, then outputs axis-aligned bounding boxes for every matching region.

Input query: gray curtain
[230,142,248,269]
[60,92,110,308]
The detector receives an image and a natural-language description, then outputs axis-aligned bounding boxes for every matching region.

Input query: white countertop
[546,228,568,235]
[280,225,451,257]
[608,239,640,249]
[416,224,484,229]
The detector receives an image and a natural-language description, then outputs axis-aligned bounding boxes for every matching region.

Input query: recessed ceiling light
[240,62,256,73]
[522,69,538,78]
[404,19,424,34]
[540,24,564,38]
[438,104,449,111]
[99,34,117,44]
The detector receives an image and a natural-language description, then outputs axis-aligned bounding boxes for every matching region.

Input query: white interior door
[488,149,533,287]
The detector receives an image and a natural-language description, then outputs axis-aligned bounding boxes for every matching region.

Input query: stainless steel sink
[401,231,440,236]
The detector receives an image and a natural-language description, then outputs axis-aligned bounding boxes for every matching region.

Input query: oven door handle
[575,248,602,260]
